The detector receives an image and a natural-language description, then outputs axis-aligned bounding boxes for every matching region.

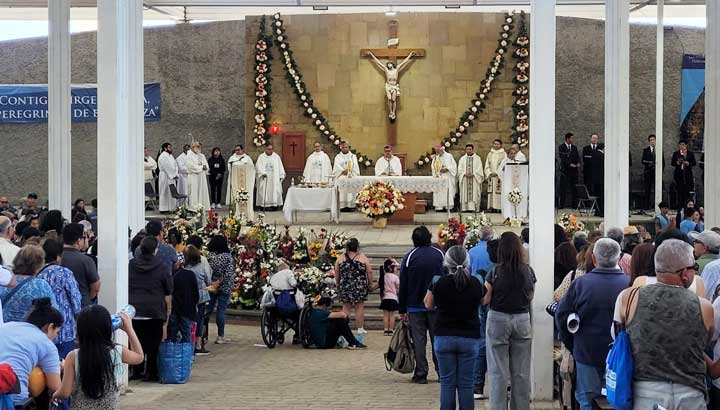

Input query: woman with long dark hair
[334,238,374,344]
[628,242,656,287]
[207,147,226,210]
[39,210,65,236]
[71,199,87,223]
[53,305,144,409]
[424,245,484,410]
[553,242,577,290]
[206,234,235,344]
[483,232,536,410]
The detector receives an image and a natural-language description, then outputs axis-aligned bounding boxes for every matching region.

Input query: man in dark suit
[558,132,580,209]
[582,134,604,216]
[671,140,696,208]
[641,134,664,210]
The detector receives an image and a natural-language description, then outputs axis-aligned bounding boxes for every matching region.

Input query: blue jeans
[206,293,231,337]
[167,312,194,343]
[434,336,481,410]
[475,305,488,391]
[575,362,604,410]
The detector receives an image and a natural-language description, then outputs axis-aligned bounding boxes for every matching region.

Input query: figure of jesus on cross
[367,51,415,122]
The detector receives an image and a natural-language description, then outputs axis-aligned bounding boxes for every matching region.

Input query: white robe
[186,151,211,212]
[431,152,457,210]
[303,151,333,183]
[144,156,157,182]
[515,151,527,163]
[374,155,402,176]
[256,152,286,207]
[158,151,179,212]
[485,148,507,210]
[458,154,485,212]
[333,152,360,208]
[226,154,256,220]
[176,152,189,196]
[499,157,528,219]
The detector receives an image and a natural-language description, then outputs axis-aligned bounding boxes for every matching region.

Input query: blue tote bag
[605,287,639,410]
[158,342,194,384]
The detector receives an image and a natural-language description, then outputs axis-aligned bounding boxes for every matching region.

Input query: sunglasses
[675,263,699,275]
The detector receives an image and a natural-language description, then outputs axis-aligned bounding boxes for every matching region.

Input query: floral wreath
[252,16,274,147]
[510,11,529,147]
[416,12,516,168]
[270,13,374,168]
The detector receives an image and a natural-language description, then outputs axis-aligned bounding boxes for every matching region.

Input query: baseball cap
[688,230,720,252]
[623,226,639,235]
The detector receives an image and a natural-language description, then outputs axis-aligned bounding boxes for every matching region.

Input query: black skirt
[379,299,399,312]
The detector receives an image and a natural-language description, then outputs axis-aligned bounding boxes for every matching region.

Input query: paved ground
[121,324,445,410]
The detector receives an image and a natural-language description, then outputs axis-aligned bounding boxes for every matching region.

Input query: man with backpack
[398,226,445,384]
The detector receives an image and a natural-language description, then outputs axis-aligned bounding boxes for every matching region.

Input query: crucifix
[289,141,298,156]
[361,20,425,147]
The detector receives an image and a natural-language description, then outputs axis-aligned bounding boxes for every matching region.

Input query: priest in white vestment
[144,147,157,183]
[226,144,255,220]
[375,145,403,176]
[303,142,333,183]
[512,143,527,163]
[158,143,179,212]
[457,144,485,212]
[333,142,360,210]
[431,145,458,211]
[484,139,507,212]
[499,146,528,219]
[176,144,191,196]
[256,144,286,209]
[186,142,211,212]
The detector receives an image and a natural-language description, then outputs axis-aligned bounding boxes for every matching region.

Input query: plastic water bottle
[111,305,136,331]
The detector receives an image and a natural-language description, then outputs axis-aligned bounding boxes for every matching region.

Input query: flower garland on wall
[252,16,274,147]
[270,13,374,168]
[416,12,515,168]
[511,11,529,147]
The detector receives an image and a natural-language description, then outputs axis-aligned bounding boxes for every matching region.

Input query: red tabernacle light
[270,123,280,134]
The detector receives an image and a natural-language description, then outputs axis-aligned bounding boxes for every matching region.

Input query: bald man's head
[0,216,13,238]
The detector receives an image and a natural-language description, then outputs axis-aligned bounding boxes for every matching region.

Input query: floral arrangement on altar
[511,11,530,147]
[270,13,373,168]
[253,16,274,147]
[558,213,585,238]
[508,187,524,205]
[438,217,467,248]
[463,212,493,249]
[356,181,405,220]
[417,12,516,167]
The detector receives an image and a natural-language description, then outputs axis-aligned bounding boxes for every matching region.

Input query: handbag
[157,342,194,384]
[546,270,577,317]
[605,287,640,410]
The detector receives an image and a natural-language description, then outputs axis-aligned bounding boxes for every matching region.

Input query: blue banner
[0,82,161,124]
[680,54,705,151]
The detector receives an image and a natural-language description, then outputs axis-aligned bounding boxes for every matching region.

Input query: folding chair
[144,182,158,211]
[169,184,188,208]
[575,184,598,217]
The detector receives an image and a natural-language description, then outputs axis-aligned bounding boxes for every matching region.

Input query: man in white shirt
[484,139,507,212]
[157,143,179,213]
[186,142,211,212]
[0,266,16,324]
[143,147,158,183]
[431,144,458,211]
[333,142,361,211]
[375,145,403,176]
[226,144,255,220]
[303,142,333,184]
[175,144,191,196]
[458,144,485,212]
[256,144,286,210]
[0,216,19,269]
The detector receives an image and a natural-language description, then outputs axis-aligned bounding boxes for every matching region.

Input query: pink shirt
[382,273,400,301]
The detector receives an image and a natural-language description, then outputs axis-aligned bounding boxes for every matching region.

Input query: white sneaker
[217,204,223,210]
[473,393,485,400]
[214,336,230,344]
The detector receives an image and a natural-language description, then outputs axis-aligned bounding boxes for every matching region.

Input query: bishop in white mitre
[457,144,485,212]
[431,145,457,211]
[157,143,179,212]
[256,144,286,208]
[333,141,360,209]
[303,142,333,183]
[186,142,211,212]
[175,144,191,196]
[484,139,507,211]
[226,144,255,220]
[375,145,403,176]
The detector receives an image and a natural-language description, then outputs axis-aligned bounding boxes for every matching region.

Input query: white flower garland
[252,17,273,147]
[417,12,516,168]
[511,11,530,147]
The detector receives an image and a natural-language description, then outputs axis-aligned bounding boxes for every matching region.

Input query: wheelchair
[260,290,314,349]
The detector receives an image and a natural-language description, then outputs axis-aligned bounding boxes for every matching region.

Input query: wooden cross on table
[360,20,425,147]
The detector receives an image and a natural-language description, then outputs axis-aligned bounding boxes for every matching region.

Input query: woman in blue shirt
[679,207,703,235]
[0,245,57,323]
[37,239,82,359]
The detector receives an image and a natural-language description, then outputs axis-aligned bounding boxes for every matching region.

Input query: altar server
[458,144,485,212]
[256,144,286,209]
[375,145,402,176]
[186,142,211,211]
[431,144,457,211]
[484,139,507,212]
[333,142,360,210]
[303,142,333,183]
[157,143,179,212]
[175,144,191,196]
[226,144,255,219]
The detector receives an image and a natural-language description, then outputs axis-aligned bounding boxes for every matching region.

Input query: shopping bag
[605,288,639,410]
[158,342,194,384]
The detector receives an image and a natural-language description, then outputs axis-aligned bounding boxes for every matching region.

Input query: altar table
[283,187,338,223]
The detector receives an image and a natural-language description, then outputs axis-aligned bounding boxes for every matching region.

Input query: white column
[96,0,143,313]
[48,0,71,219]
[706,0,720,228]
[604,0,630,229]
[128,3,145,235]
[529,0,555,401]
[655,0,664,212]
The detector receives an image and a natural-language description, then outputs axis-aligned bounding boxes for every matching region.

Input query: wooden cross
[361,20,425,147]
[289,140,298,156]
